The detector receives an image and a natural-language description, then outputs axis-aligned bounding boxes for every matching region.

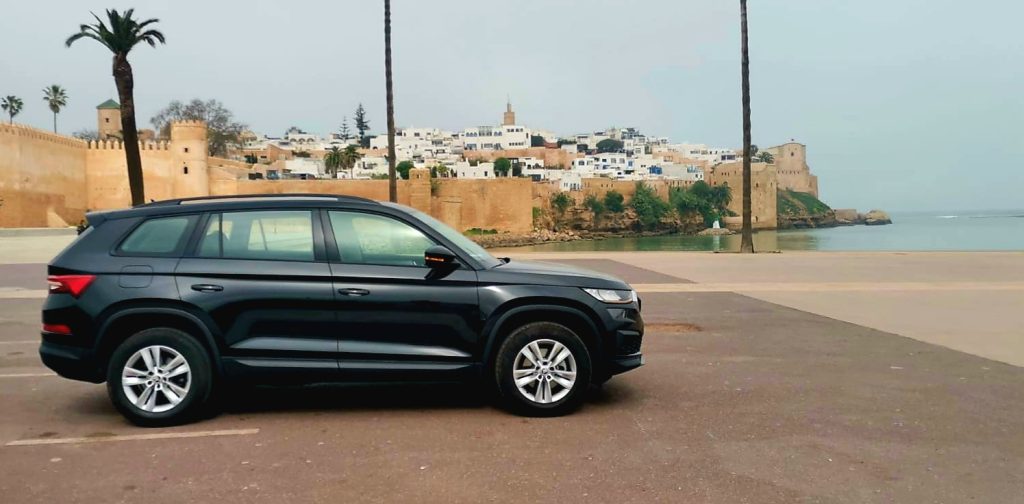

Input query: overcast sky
[2,1,1021,212]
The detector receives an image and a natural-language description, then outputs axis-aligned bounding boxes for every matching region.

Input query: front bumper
[39,339,104,383]
[608,353,644,376]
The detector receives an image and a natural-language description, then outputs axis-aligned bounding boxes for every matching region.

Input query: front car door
[175,209,337,382]
[322,209,480,381]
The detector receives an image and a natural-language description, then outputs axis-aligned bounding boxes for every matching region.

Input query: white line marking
[6,428,260,447]
[0,341,38,345]
[0,372,56,378]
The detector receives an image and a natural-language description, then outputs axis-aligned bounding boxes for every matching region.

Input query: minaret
[503,97,516,126]
[96,99,122,139]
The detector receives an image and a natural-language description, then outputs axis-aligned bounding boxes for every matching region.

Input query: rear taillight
[42,323,72,335]
[47,275,96,298]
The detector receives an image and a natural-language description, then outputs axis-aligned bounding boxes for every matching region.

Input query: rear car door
[323,209,480,380]
[175,209,337,381]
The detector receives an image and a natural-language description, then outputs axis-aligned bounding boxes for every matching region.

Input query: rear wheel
[106,328,213,427]
[495,322,591,416]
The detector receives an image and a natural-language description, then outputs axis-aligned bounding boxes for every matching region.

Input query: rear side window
[118,216,196,256]
[198,210,314,262]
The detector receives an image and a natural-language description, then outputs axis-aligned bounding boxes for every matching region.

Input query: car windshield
[386,203,502,269]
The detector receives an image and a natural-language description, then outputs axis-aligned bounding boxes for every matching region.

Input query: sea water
[504,210,1024,252]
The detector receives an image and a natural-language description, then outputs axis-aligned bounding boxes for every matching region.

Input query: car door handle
[338,288,370,297]
[191,284,224,293]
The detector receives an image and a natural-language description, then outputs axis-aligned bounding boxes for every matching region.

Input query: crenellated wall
[0,123,88,227]
[1,121,782,232]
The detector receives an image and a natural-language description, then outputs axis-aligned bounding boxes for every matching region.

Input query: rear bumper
[608,353,644,376]
[39,339,104,383]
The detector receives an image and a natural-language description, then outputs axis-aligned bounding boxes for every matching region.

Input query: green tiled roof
[96,99,120,110]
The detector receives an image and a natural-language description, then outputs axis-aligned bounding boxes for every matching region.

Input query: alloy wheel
[513,339,577,404]
[121,345,192,413]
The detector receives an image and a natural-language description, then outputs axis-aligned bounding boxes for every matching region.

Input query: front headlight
[582,288,637,304]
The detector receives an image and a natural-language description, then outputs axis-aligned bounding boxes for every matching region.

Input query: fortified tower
[764,142,819,198]
[169,120,209,198]
[96,99,121,139]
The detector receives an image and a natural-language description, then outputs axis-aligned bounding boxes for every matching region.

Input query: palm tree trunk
[739,0,754,253]
[113,54,145,207]
[384,0,398,203]
[53,112,58,133]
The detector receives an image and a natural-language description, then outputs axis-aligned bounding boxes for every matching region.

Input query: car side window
[197,210,314,262]
[328,211,435,267]
[118,215,195,256]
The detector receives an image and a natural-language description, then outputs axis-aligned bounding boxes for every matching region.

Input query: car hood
[479,259,632,290]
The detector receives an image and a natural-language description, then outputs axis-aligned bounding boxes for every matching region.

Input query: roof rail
[140,193,379,207]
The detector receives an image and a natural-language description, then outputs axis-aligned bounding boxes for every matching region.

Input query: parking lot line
[6,428,260,447]
[0,372,56,378]
[0,340,38,345]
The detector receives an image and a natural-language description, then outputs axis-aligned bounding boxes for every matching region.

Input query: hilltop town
[1,98,869,240]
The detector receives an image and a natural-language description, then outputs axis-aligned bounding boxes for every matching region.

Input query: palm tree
[66,9,165,207]
[384,0,398,202]
[756,151,774,164]
[323,146,343,178]
[341,144,363,179]
[1,96,23,124]
[739,0,754,253]
[42,85,69,133]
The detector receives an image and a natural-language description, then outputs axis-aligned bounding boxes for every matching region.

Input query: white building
[369,127,461,161]
[657,143,738,164]
[452,161,496,179]
[284,158,324,178]
[353,156,389,178]
[461,124,532,151]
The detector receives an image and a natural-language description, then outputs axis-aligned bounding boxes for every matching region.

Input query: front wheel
[495,322,592,416]
[106,328,213,427]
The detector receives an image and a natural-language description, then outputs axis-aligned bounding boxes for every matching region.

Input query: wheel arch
[482,301,605,376]
[95,303,223,376]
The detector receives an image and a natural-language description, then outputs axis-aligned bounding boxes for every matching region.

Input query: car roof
[87,194,385,223]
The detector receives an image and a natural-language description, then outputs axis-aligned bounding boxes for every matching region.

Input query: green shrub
[551,192,573,215]
[396,161,414,180]
[583,194,605,223]
[630,182,669,230]
[464,228,498,236]
[671,182,732,227]
[603,190,625,213]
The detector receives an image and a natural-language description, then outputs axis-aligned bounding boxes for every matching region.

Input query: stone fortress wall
[1,120,790,233]
[764,142,819,198]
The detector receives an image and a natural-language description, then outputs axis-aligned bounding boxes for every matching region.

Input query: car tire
[106,328,213,427]
[495,322,592,416]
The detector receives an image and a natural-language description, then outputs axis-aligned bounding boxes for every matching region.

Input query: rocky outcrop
[698,227,735,236]
[470,228,681,249]
[863,209,893,226]
[473,206,705,249]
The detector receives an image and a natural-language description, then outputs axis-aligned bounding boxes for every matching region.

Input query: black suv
[41,195,643,426]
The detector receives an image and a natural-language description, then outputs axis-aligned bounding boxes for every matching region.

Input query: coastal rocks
[778,210,838,229]
[470,228,679,249]
[697,227,735,236]
[863,210,893,226]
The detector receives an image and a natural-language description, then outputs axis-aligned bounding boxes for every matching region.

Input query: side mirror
[424,245,458,268]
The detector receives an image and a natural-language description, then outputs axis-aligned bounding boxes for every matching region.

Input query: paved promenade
[0,232,1021,502]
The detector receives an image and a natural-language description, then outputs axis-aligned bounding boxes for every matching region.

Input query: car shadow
[211,380,638,417]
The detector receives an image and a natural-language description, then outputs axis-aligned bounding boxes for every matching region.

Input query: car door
[323,209,480,380]
[175,209,338,381]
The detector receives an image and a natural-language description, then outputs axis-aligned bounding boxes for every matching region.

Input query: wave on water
[936,215,958,219]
